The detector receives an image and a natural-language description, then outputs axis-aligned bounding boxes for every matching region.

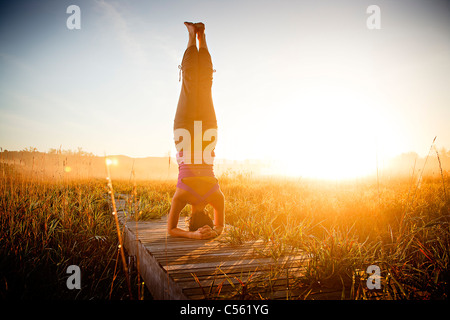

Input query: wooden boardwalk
[115,196,309,300]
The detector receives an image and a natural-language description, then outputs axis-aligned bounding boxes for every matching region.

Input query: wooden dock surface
[115,196,309,300]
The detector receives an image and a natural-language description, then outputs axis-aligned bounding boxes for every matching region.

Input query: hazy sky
[0,0,449,178]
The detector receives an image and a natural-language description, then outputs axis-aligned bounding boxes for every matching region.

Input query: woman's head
[188,208,213,231]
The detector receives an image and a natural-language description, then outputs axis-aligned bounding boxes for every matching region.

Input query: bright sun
[270,85,392,180]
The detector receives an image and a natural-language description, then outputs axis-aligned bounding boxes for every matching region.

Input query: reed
[434,144,447,203]
[105,157,132,299]
[215,173,449,299]
[0,163,144,299]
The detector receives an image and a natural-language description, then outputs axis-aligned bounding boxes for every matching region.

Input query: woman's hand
[190,225,218,239]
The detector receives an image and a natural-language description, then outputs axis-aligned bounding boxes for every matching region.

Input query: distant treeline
[0,147,449,181]
[9,146,96,157]
[0,149,268,181]
[0,150,176,180]
[384,149,450,178]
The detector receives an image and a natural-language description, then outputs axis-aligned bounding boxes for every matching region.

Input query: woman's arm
[167,194,193,238]
[211,190,225,236]
[169,223,216,239]
[167,192,216,239]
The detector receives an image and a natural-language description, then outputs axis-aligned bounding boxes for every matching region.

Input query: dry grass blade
[105,157,133,299]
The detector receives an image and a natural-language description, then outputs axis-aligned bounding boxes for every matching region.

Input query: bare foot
[184,21,196,35]
[194,22,205,38]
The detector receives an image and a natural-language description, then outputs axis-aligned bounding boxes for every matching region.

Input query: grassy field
[218,173,449,299]
[0,161,449,300]
[0,165,148,299]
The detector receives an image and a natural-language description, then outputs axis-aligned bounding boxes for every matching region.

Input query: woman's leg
[196,25,217,130]
[174,22,199,131]
[196,27,223,234]
[186,22,196,48]
[196,23,208,51]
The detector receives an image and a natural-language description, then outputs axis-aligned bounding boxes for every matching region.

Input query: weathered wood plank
[122,222,188,299]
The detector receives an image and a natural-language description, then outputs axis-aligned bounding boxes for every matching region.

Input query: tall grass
[1,160,448,299]
[217,173,449,299]
[106,158,132,299]
[0,164,144,299]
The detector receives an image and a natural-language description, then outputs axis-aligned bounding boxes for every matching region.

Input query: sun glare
[218,81,399,180]
[105,158,118,166]
[270,86,392,180]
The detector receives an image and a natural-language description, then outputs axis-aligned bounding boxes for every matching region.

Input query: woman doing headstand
[167,22,225,240]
